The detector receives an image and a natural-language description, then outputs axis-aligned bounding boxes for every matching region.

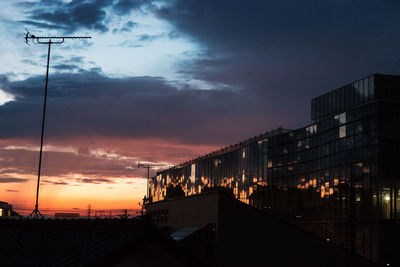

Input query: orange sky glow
[0,137,218,214]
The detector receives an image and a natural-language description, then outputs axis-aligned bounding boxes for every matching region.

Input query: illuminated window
[267,160,272,168]
[339,125,346,138]
[190,164,196,183]
[339,112,346,124]
[0,208,3,217]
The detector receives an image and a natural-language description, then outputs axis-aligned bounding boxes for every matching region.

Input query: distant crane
[25,31,91,219]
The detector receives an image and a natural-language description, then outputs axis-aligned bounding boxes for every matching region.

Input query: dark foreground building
[147,191,377,267]
[0,219,204,266]
[149,74,400,265]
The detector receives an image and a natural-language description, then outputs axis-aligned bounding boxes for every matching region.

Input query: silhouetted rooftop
[0,218,204,267]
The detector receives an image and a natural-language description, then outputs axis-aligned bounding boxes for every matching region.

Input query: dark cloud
[21,0,156,33]
[26,0,109,33]
[156,0,400,122]
[42,180,69,185]
[139,34,163,42]
[112,21,139,33]
[112,0,151,15]
[49,56,90,72]
[0,178,28,183]
[70,56,85,63]
[52,64,84,72]
[79,178,114,184]
[139,31,179,42]
[21,59,39,66]
[48,55,93,72]
[116,40,144,48]
[6,189,20,192]
[19,20,69,30]
[0,71,291,146]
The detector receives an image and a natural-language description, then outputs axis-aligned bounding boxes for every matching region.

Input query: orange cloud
[0,137,219,214]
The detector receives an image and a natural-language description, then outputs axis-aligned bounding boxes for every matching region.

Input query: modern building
[149,73,400,265]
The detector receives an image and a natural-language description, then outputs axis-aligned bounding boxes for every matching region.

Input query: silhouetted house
[146,191,377,266]
[0,201,19,218]
[149,74,400,265]
[0,219,204,267]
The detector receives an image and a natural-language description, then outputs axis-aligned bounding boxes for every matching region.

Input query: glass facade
[149,74,400,265]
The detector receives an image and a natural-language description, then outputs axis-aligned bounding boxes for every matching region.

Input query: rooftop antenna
[26,31,91,219]
[138,163,155,204]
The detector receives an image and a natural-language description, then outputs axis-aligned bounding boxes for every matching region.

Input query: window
[339,125,346,138]
[328,92,333,114]
[368,75,375,99]
[339,112,346,124]
[363,77,369,101]
[359,80,364,103]
[355,122,363,134]
[0,208,3,217]
[345,85,351,107]
[354,81,361,105]
[349,85,354,107]
[340,87,345,110]
[334,90,339,114]
[346,136,354,149]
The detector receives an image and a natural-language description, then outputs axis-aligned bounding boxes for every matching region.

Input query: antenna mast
[138,163,155,203]
[25,32,91,219]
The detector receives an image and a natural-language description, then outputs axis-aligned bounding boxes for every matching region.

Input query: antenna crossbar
[25,31,91,45]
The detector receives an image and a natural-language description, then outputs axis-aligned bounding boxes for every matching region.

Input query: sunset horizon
[1,0,400,217]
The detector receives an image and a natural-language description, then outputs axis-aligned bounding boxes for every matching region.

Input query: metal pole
[147,166,150,198]
[25,32,91,219]
[138,163,154,199]
[30,41,51,218]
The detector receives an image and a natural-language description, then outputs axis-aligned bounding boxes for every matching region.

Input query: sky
[1,0,400,213]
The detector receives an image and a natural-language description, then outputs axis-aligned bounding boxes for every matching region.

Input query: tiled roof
[0,218,203,267]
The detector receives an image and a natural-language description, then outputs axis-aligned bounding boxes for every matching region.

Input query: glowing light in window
[190,164,196,183]
[339,125,346,138]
